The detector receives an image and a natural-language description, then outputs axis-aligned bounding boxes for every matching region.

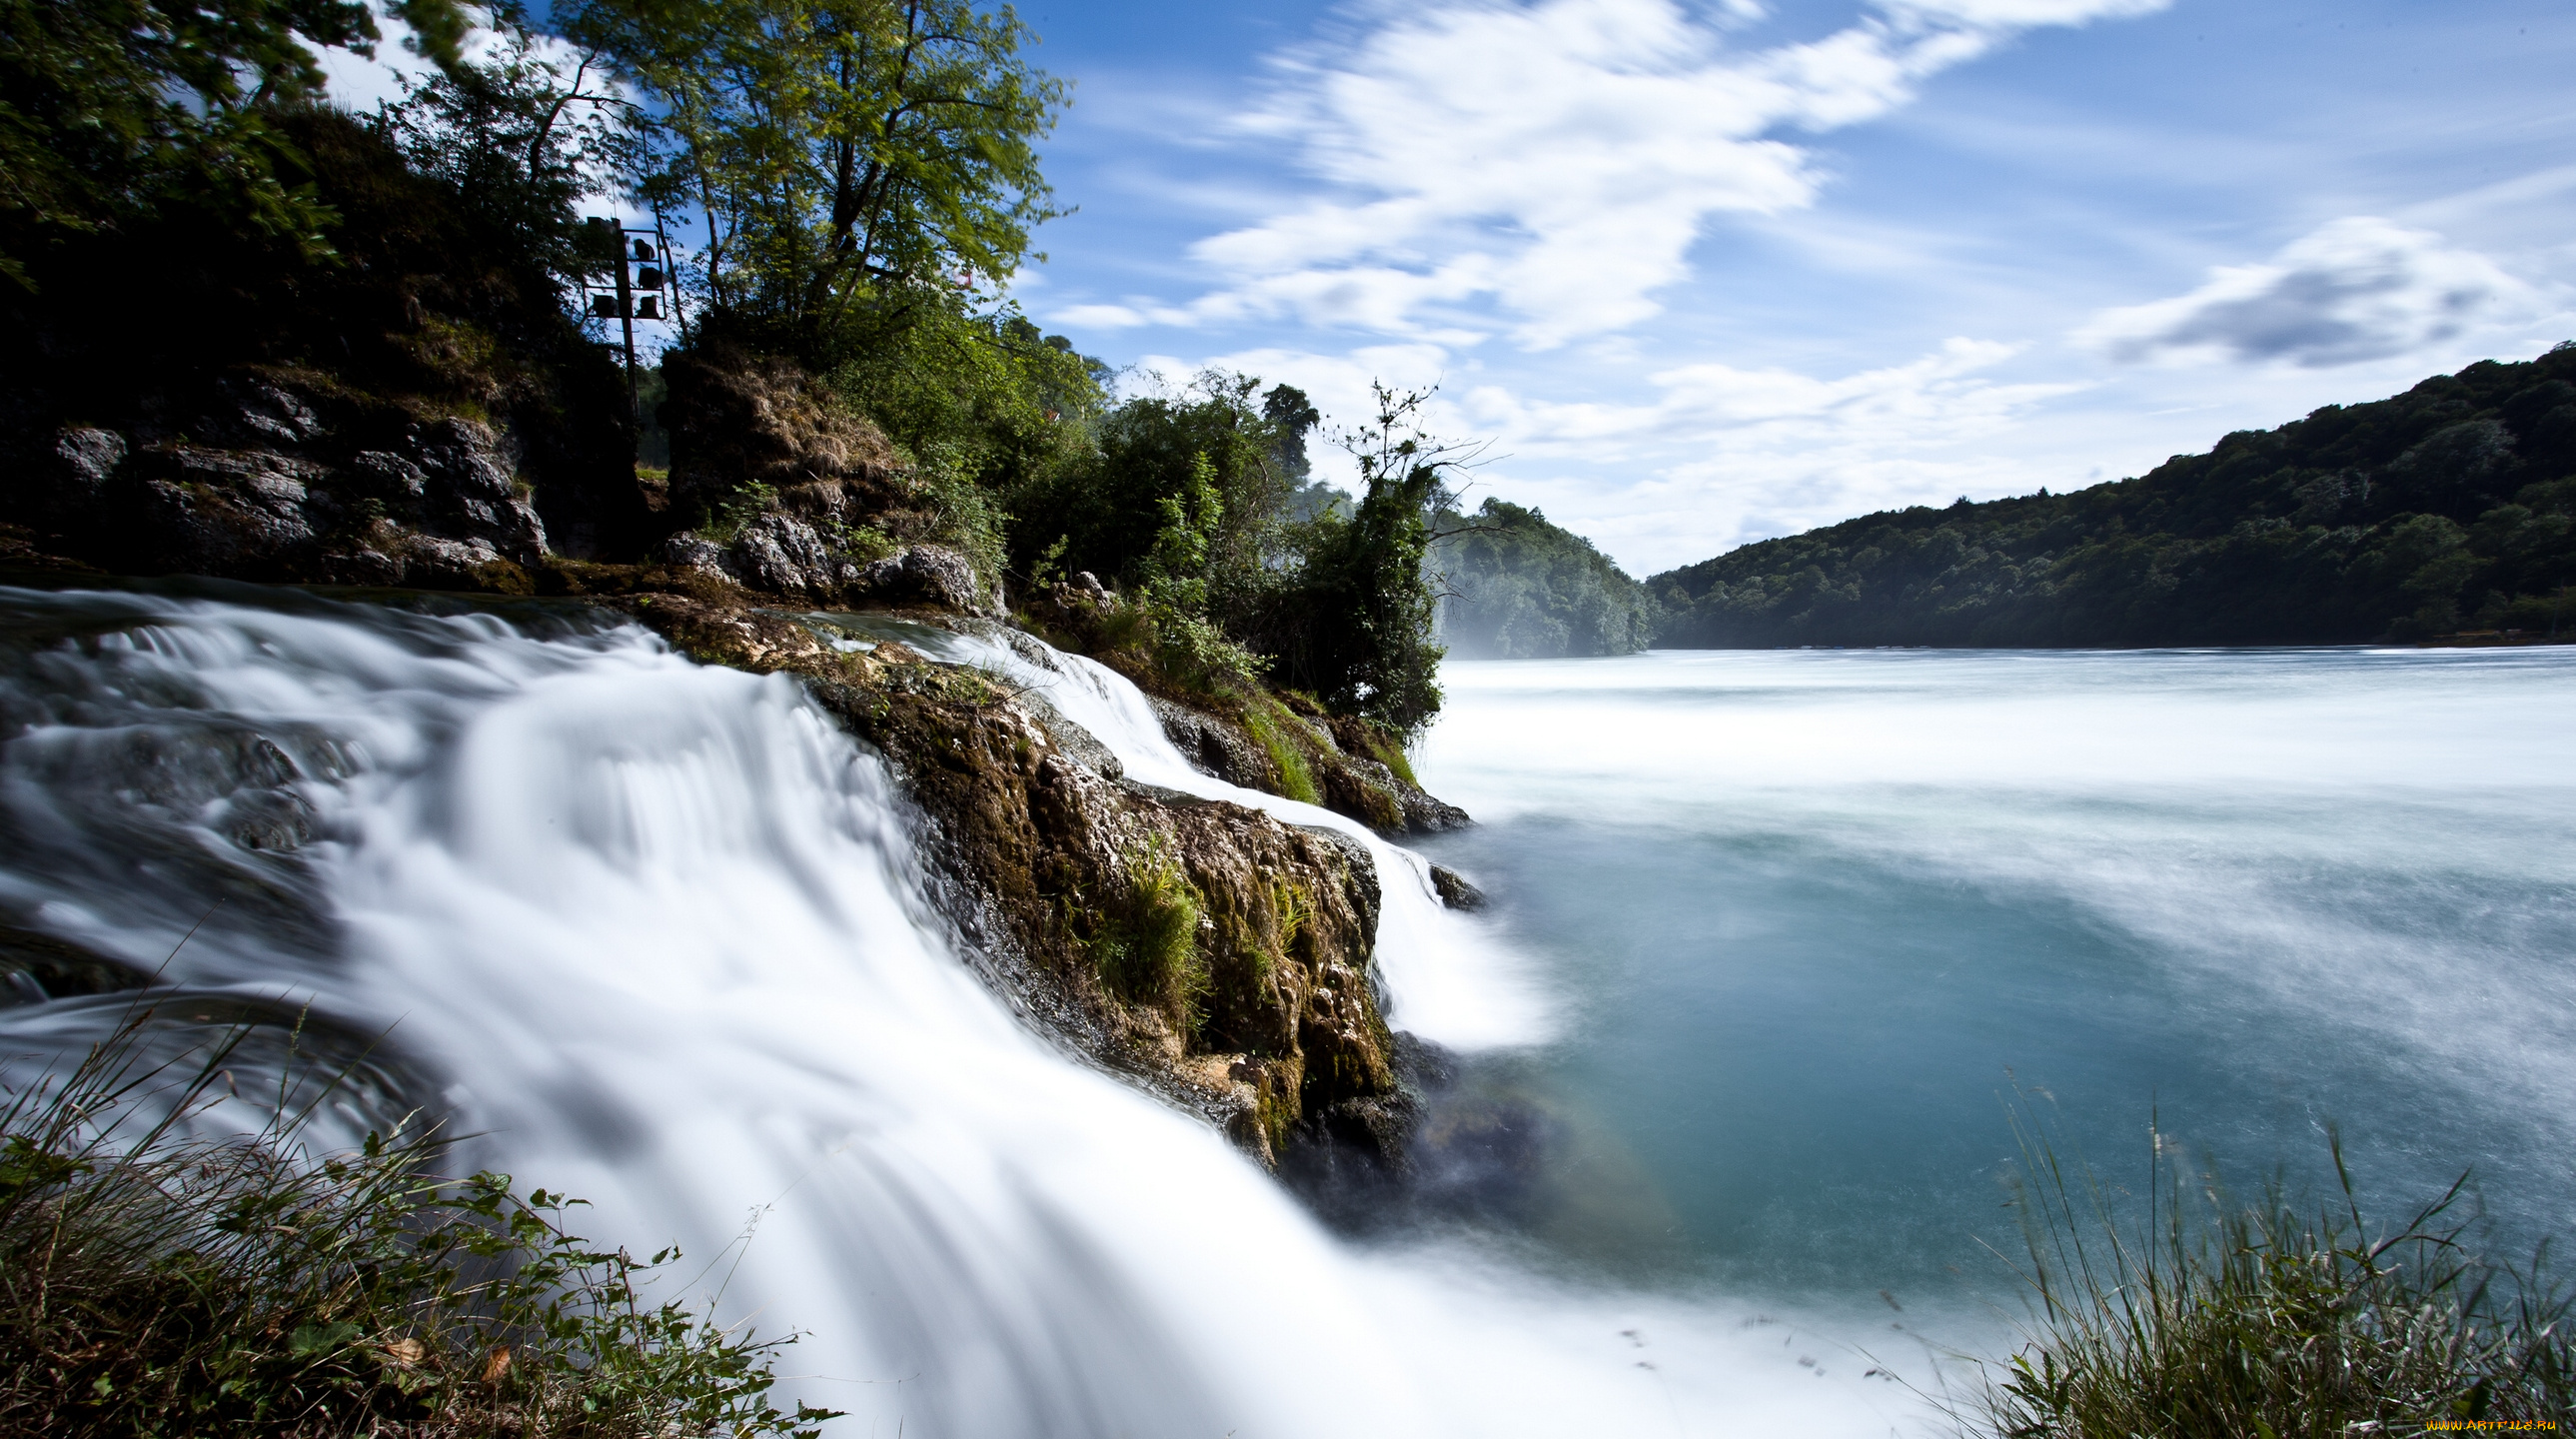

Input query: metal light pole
[581,218,674,432]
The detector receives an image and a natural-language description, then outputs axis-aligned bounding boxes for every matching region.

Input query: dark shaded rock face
[657,343,903,530]
[10,395,560,593]
[1149,696,1274,790]
[0,926,156,1008]
[0,111,651,574]
[621,595,1405,1166]
[1280,1034,1559,1234]
[1430,864,1487,911]
[660,527,996,614]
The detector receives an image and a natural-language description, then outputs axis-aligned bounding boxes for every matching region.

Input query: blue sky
[999,0,2576,574]
[325,0,2576,577]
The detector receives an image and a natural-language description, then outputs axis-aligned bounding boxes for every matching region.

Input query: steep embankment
[1653,345,2576,647]
[0,104,1485,1181]
[0,300,1473,1181]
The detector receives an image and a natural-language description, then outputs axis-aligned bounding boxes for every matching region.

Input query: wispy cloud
[2076,217,2545,369]
[1153,336,2083,566]
[1084,0,2167,349]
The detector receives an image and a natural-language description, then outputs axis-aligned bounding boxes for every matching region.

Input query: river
[1414,646,2576,1310]
[2,585,2567,1436]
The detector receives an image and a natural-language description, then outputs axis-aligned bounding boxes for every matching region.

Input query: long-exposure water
[1413,647,2576,1321]
[3,582,2569,1436]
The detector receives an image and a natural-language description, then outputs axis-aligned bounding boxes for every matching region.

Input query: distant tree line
[1430,498,1658,660]
[1653,345,2576,648]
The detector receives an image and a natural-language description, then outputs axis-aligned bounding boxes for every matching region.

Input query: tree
[562,0,1067,353]
[1009,372,1298,595]
[381,12,644,290]
[1259,384,1461,732]
[0,0,471,289]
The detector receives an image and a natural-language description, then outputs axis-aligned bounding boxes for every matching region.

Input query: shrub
[0,1011,833,1438]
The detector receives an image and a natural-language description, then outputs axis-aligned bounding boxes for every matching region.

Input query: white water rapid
[0,589,1911,1439]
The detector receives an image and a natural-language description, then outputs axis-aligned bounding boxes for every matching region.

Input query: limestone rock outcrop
[12,398,554,592]
[623,594,1406,1166]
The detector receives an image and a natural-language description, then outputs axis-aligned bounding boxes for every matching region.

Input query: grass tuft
[1094,836,1207,1028]
[1972,1099,2574,1437]
[1239,702,1321,805]
[0,1009,835,1438]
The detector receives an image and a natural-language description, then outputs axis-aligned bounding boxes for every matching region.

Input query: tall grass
[1094,836,1208,1028]
[0,1005,835,1438]
[1974,1102,2573,1437]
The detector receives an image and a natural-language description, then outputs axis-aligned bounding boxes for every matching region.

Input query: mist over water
[1414,647,2576,1304]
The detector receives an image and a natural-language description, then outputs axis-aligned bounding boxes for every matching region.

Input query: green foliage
[378,13,643,294]
[0,0,471,289]
[1011,373,1300,598]
[0,1015,830,1438]
[564,0,1066,351]
[1656,344,2576,648]
[826,298,1104,494]
[1094,837,1206,1026]
[1028,378,1457,733]
[1245,384,1453,733]
[1431,497,1660,659]
[1076,591,1271,699]
[906,440,1012,592]
[1976,1106,2573,1437]
[1239,701,1322,805]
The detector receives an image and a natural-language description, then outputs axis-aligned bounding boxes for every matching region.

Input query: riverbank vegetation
[0,1013,828,1438]
[0,0,1460,738]
[1430,498,1659,659]
[1972,1114,2573,1437]
[1655,345,2576,648]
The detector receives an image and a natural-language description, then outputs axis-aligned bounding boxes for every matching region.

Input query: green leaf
[289,1322,364,1357]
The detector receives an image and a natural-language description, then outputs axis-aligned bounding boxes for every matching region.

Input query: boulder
[857,543,989,613]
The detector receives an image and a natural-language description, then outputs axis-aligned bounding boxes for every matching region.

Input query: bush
[0,1012,832,1438]
[1974,1106,2574,1437]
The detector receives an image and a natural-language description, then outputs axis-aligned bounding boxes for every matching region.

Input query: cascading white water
[0,588,1909,1439]
[874,618,1555,1049]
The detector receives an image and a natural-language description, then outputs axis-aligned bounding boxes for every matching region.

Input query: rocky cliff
[0,252,1474,1172]
[618,594,1435,1167]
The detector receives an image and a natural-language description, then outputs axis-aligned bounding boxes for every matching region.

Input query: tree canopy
[561,0,1066,354]
[1431,498,1658,660]
[1654,345,2576,648]
[0,0,472,288]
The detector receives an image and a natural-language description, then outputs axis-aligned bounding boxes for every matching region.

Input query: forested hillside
[1430,498,1658,659]
[1653,345,2576,647]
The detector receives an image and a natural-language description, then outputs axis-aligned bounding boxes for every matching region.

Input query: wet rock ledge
[623,595,1420,1167]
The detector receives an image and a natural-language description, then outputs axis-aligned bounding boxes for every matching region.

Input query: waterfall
[0,588,1904,1438]
[858,616,1556,1050]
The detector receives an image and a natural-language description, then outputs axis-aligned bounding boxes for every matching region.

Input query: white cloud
[2076,217,2545,369]
[1143,336,2084,566]
[1135,0,2168,348]
[1450,337,2081,457]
